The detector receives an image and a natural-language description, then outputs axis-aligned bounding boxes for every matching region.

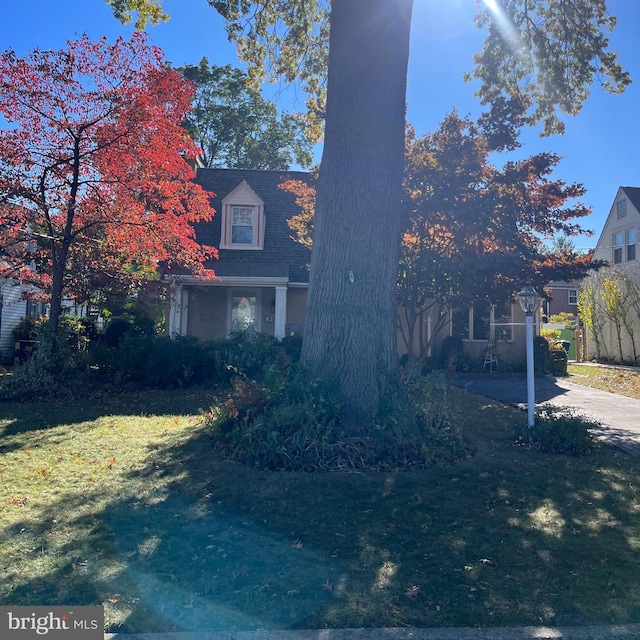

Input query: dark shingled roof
[194,168,312,283]
[621,186,640,213]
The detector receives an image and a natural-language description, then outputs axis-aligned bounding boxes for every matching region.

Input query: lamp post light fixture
[518,284,540,435]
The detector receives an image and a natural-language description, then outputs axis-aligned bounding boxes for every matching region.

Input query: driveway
[449,375,640,456]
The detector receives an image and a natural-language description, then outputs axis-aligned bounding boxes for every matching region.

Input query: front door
[229,289,260,334]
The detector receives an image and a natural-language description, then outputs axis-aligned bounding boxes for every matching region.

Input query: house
[592,186,640,267]
[165,168,312,341]
[543,281,580,320]
[166,167,537,370]
[585,186,640,363]
[0,280,46,364]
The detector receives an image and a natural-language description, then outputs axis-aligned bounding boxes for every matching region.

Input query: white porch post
[168,283,181,336]
[168,284,189,337]
[274,285,287,340]
[179,288,189,336]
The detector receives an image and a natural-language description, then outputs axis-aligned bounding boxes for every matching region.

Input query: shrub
[102,318,137,348]
[533,335,552,374]
[207,365,468,472]
[223,331,291,379]
[279,335,303,362]
[11,316,40,342]
[107,334,228,389]
[438,336,466,372]
[530,405,598,456]
[1,324,77,401]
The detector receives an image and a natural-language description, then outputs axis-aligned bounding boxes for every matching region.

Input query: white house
[586,186,640,364]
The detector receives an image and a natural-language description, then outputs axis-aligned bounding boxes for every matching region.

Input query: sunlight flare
[482,0,522,54]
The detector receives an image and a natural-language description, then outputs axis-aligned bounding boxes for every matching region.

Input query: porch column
[179,288,190,335]
[274,285,287,340]
[168,284,182,336]
[168,284,189,337]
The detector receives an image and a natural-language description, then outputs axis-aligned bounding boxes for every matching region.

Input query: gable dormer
[219,180,265,250]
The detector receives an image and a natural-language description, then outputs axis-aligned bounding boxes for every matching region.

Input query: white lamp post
[518,284,540,435]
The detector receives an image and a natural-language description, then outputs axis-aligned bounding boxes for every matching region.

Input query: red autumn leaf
[0,33,217,330]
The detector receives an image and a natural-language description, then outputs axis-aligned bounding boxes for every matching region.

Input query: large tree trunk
[301,0,414,420]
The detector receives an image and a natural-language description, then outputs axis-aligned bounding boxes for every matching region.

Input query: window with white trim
[627,228,636,262]
[231,206,255,244]
[452,301,512,341]
[613,232,623,264]
[220,181,265,250]
[568,289,578,305]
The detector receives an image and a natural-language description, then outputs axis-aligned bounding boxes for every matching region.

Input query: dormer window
[220,181,265,250]
[231,207,254,244]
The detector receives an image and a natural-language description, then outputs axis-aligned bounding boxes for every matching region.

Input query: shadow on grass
[2,392,640,632]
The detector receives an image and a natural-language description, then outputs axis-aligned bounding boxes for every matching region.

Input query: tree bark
[301,0,414,420]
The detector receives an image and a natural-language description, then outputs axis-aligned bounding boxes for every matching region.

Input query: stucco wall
[187,286,228,340]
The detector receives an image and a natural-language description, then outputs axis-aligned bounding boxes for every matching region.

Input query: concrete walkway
[104,624,640,639]
[450,374,640,455]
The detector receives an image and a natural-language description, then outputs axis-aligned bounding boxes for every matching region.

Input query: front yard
[1,385,639,633]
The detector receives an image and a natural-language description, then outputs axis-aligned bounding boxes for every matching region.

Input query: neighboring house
[543,281,580,320]
[0,279,46,364]
[165,168,312,341]
[586,186,640,363]
[166,167,536,369]
[592,186,640,266]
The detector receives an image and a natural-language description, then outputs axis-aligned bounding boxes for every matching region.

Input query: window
[231,207,254,244]
[471,300,490,341]
[452,300,512,341]
[627,229,636,262]
[220,181,265,250]
[451,307,470,340]
[229,290,259,333]
[493,302,513,342]
[617,199,627,219]
[568,289,578,305]
[613,232,623,264]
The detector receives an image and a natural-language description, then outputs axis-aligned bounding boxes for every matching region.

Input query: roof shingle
[193,168,312,283]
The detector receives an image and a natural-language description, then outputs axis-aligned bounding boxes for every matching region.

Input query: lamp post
[518,284,540,435]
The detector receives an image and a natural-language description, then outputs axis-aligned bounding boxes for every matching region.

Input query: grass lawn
[1,385,639,633]
[567,364,640,400]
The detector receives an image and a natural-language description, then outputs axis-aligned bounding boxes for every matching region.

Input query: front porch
[167,277,307,341]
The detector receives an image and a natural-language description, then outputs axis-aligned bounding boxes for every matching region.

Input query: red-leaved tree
[0,33,216,331]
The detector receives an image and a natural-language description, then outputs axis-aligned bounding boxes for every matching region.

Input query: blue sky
[2,0,639,251]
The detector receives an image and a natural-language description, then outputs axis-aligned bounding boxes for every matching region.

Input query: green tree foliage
[469,0,631,136]
[578,273,608,361]
[107,0,630,419]
[580,265,640,365]
[178,59,313,169]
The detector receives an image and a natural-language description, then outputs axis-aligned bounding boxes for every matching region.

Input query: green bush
[530,405,598,456]
[533,335,552,374]
[102,318,136,348]
[107,334,228,389]
[223,331,291,379]
[0,323,82,401]
[11,316,40,342]
[279,335,303,362]
[438,336,466,372]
